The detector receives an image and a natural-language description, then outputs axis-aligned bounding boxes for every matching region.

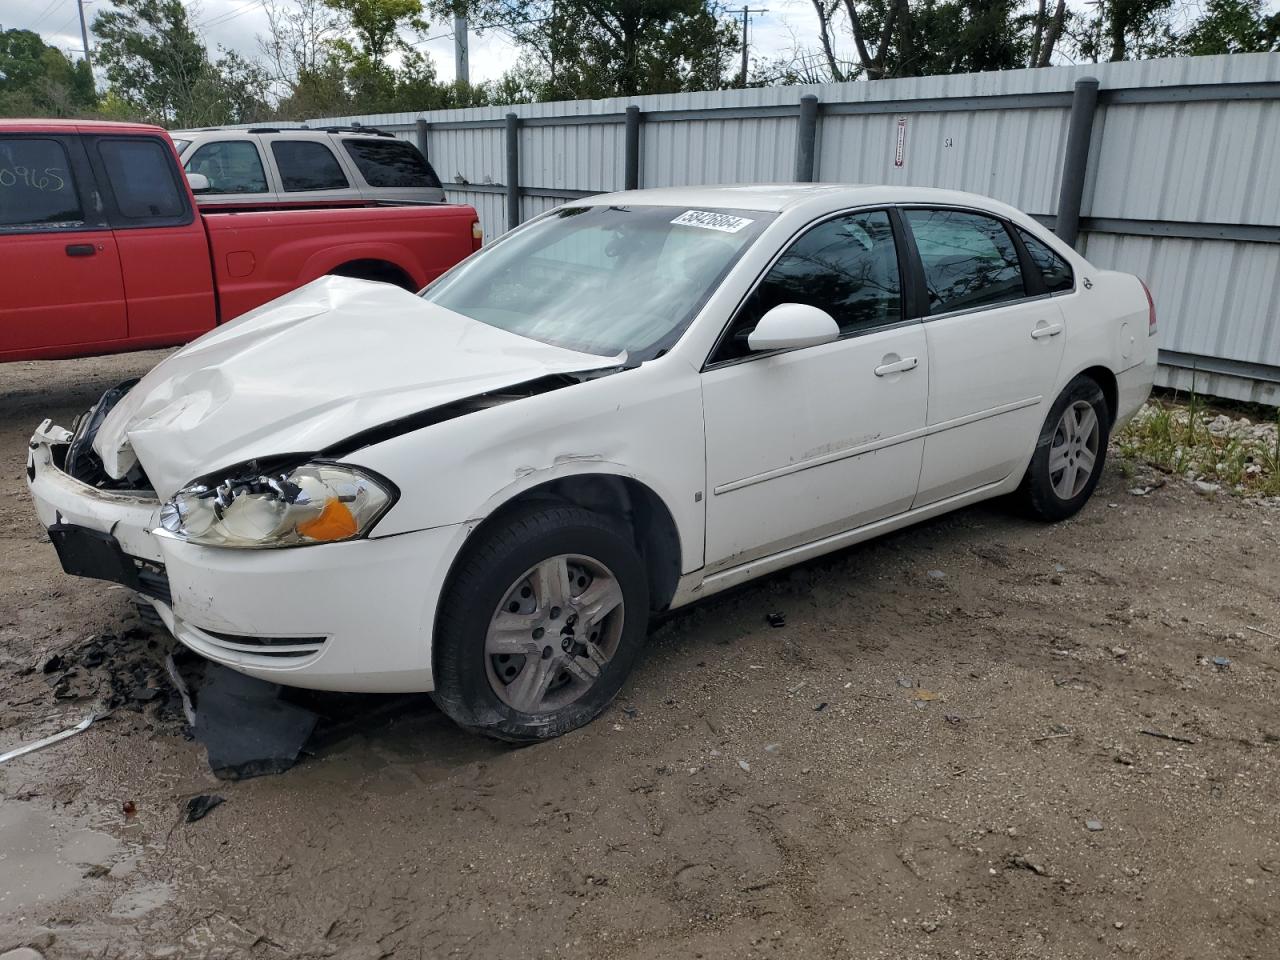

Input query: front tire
[431,505,649,742]
[1016,375,1110,521]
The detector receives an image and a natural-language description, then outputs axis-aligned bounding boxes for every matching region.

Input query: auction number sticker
[670,210,754,233]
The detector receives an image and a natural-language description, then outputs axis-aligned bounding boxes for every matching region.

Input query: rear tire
[431,504,649,742]
[1016,375,1110,522]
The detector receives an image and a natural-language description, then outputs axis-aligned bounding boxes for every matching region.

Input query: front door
[0,134,127,358]
[901,208,1067,506]
[701,209,929,571]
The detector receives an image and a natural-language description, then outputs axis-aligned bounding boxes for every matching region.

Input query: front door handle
[65,244,96,258]
[1031,322,1063,339]
[874,356,919,377]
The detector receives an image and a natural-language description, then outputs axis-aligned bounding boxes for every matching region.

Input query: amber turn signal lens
[296,499,358,541]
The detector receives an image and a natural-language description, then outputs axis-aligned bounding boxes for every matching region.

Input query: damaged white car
[28,185,1157,741]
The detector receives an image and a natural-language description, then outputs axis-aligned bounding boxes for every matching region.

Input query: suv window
[185,141,269,195]
[271,140,349,191]
[342,138,441,188]
[0,138,83,229]
[1018,228,1074,293]
[906,208,1025,314]
[96,138,186,220]
[715,210,902,362]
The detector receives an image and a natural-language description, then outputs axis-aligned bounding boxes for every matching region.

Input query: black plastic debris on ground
[766,612,787,628]
[193,665,318,781]
[185,794,225,822]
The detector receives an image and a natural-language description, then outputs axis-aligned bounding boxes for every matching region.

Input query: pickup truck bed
[1,119,480,363]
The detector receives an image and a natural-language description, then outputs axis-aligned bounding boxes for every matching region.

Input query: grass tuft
[1114,392,1280,498]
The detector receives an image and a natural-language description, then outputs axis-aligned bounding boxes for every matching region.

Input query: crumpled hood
[94,276,618,499]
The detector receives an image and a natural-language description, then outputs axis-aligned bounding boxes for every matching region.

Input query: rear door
[903,207,1067,506]
[88,134,217,343]
[0,133,127,357]
[267,137,363,205]
[339,136,446,203]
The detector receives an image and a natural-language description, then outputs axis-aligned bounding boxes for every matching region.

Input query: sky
[2,0,848,87]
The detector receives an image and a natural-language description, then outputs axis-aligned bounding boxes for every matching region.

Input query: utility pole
[453,14,469,87]
[731,6,767,87]
[77,0,93,72]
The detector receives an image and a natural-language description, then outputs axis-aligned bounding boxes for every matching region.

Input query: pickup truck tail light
[471,220,483,252]
[1140,279,1157,336]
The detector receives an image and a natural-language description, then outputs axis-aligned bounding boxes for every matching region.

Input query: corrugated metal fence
[254,54,1280,404]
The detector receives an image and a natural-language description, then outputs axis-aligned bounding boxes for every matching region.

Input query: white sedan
[27,185,1157,741]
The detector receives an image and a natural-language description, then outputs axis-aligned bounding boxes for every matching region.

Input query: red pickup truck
[1,119,481,363]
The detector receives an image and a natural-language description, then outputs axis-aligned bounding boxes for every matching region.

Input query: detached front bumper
[27,420,458,693]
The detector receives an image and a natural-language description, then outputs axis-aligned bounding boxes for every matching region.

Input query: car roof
[578,183,1029,220]
[1,118,169,136]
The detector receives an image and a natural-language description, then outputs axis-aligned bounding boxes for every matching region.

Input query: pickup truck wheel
[431,505,649,742]
[1016,375,1110,522]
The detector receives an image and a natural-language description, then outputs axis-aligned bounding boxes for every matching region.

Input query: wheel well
[1079,365,1118,425]
[328,259,418,291]
[458,475,683,613]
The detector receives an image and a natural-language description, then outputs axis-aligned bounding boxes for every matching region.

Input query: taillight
[1140,279,1157,336]
[471,220,483,252]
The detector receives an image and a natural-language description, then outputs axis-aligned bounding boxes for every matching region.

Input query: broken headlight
[158,462,394,548]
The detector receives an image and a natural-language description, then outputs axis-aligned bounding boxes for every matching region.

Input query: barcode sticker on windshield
[670,210,754,233]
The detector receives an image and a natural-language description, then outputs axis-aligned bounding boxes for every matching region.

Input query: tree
[441,0,739,99]
[1068,0,1176,62]
[0,28,97,116]
[801,0,1067,83]
[1170,0,1279,55]
[93,0,271,124]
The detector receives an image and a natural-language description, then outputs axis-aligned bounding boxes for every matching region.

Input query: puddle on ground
[0,802,122,919]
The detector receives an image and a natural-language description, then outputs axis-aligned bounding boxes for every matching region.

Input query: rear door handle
[65,244,96,258]
[1031,323,1063,339]
[874,356,919,377]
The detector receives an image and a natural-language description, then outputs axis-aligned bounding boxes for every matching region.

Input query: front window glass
[422,205,773,360]
[906,208,1025,314]
[0,138,82,229]
[715,210,901,362]
[185,141,269,194]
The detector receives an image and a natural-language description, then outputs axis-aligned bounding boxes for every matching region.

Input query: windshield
[421,204,773,361]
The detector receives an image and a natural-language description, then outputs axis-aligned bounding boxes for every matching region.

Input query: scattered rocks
[1085,819,1104,832]
[0,949,46,960]
[184,794,225,823]
[927,569,947,581]
[1006,853,1049,876]
[1193,480,1221,496]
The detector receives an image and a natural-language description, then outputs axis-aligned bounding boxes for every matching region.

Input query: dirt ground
[2,351,1279,960]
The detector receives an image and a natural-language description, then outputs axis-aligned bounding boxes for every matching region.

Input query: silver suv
[171,126,447,206]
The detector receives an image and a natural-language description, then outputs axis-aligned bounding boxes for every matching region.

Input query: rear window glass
[185,141,269,194]
[1019,229,1074,293]
[97,138,186,219]
[0,138,83,229]
[342,138,441,189]
[271,140,349,191]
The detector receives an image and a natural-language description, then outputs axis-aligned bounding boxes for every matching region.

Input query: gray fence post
[1055,76,1099,249]
[795,94,819,182]
[624,106,641,191]
[505,112,521,230]
[415,118,429,162]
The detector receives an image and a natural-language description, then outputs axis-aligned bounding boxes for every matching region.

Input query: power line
[28,0,67,31]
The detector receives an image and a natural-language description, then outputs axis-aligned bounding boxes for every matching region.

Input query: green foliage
[92,0,271,124]
[0,28,97,117]
[440,0,739,99]
[1167,0,1279,55]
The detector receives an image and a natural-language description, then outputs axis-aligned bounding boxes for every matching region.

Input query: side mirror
[747,303,840,352]
[186,172,211,194]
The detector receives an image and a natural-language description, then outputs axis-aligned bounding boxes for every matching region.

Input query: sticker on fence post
[894,117,907,168]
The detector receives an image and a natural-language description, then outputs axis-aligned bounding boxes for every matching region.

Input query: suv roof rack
[316,124,394,137]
